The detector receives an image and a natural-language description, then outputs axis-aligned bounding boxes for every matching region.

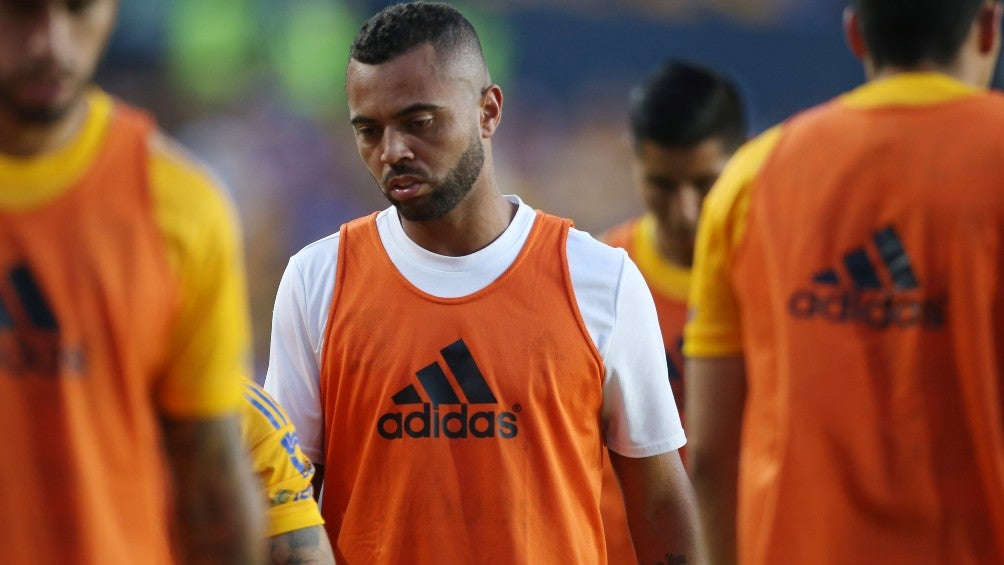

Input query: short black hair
[629,60,746,152]
[350,1,486,67]
[854,0,988,68]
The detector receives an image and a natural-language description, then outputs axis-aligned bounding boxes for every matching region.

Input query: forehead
[346,43,462,118]
[635,137,731,177]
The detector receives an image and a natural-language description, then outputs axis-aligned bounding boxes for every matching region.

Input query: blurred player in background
[685,0,1004,563]
[242,379,335,564]
[0,1,265,562]
[265,2,700,563]
[599,59,746,564]
[601,59,746,436]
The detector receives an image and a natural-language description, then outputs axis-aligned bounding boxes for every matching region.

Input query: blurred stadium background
[98,0,1003,378]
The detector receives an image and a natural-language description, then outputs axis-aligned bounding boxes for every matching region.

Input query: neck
[401,175,516,257]
[867,55,990,88]
[655,230,693,269]
[0,96,89,157]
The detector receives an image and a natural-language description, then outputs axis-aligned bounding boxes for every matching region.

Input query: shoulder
[288,231,342,287]
[566,226,629,283]
[240,379,293,445]
[565,227,632,331]
[148,131,235,220]
[147,130,243,266]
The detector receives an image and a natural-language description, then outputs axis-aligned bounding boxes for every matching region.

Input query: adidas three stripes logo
[788,225,945,329]
[810,226,918,291]
[377,339,519,440]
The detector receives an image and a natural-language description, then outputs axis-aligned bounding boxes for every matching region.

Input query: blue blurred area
[502,8,862,133]
[92,1,1002,376]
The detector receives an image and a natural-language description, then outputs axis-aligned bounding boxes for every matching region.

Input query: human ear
[977,2,1002,55]
[479,84,503,137]
[843,7,868,61]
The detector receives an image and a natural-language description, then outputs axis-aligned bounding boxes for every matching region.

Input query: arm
[269,525,335,565]
[684,356,746,565]
[609,449,702,565]
[163,414,266,565]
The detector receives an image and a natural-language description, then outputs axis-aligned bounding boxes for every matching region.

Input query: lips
[386,176,427,200]
[14,73,71,108]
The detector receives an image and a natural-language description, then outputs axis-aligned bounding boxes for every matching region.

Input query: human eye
[354,125,379,141]
[66,0,98,14]
[695,176,719,194]
[406,115,433,131]
[646,177,677,193]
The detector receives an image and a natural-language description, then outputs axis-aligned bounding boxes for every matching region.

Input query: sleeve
[264,255,327,462]
[601,255,687,458]
[683,125,785,359]
[241,382,324,538]
[149,133,251,417]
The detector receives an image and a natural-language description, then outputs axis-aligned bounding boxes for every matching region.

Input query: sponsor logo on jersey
[787,225,945,329]
[378,339,518,440]
[243,382,313,477]
[0,262,87,377]
[270,485,314,507]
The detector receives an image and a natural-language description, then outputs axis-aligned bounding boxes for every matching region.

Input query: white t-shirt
[265,195,685,461]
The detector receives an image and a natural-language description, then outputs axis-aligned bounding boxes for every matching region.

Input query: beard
[385,132,485,222]
[0,77,78,125]
[0,65,81,125]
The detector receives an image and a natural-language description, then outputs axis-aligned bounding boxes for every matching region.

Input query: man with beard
[0,1,275,563]
[264,2,701,564]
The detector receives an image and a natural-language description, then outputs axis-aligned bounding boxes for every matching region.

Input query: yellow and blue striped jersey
[241,379,324,537]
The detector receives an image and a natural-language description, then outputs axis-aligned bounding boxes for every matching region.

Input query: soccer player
[0,1,264,563]
[599,59,746,564]
[264,2,701,563]
[685,1,1004,564]
[242,380,335,564]
[601,59,746,429]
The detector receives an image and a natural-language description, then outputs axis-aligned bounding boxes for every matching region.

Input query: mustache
[11,63,73,83]
[382,164,431,187]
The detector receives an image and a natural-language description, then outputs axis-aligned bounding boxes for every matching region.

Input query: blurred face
[0,0,117,124]
[633,137,731,266]
[346,44,487,222]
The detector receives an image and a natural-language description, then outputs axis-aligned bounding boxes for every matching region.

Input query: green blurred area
[165,0,515,119]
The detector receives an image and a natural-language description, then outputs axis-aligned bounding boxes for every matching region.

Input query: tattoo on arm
[268,525,335,565]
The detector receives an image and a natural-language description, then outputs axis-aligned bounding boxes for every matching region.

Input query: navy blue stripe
[873,226,918,290]
[416,362,461,406]
[9,265,57,330]
[392,384,423,405]
[244,393,282,430]
[245,383,288,427]
[441,340,497,404]
[812,269,840,285]
[843,248,882,290]
[0,297,11,329]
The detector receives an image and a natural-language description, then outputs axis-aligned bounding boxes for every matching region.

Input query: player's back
[733,74,1004,564]
[0,91,247,564]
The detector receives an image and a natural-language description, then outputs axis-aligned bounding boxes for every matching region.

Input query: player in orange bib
[265,2,701,564]
[598,60,746,564]
[0,1,266,563]
[685,1,1004,564]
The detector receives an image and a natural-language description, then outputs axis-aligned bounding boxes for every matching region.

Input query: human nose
[23,7,68,64]
[380,128,414,165]
[679,185,703,224]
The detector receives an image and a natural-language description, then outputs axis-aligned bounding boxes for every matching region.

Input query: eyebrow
[350,103,444,126]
